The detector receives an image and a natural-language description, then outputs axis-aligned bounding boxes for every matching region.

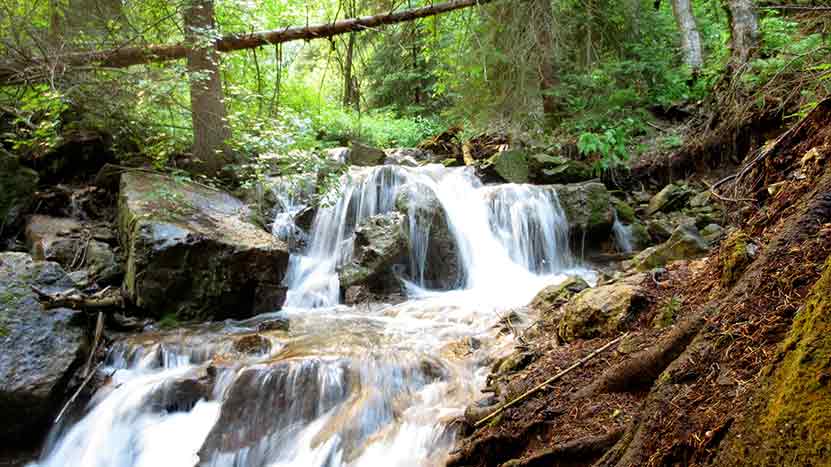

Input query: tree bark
[184,0,231,177]
[343,32,357,109]
[724,0,760,69]
[0,0,504,85]
[533,0,558,123]
[670,0,704,71]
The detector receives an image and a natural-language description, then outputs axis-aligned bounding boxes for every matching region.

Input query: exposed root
[573,312,706,399]
[501,429,623,467]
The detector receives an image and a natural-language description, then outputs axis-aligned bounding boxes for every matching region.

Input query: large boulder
[348,141,386,166]
[558,273,647,342]
[552,181,614,239]
[395,183,463,289]
[0,253,86,444]
[0,150,39,234]
[632,223,710,271]
[338,212,407,294]
[118,172,290,321]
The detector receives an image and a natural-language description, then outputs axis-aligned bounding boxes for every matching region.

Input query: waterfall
[612,210,634,254]
[286,164,578,308]
[33,163,595,467]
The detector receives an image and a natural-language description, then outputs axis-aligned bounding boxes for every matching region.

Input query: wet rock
[146,376,213,414]
[83,240,122,285]
[552,181,614,239]
[349,141,385,166]
[0,253,86,444]
[720,230,756,287]
[632,223,710,271]
[384,148,433,166]
[647,183,693,215]
[232,334,272,355]
[629,222,652,250]
[529,276,590,316]
[0,150,39,234]
[326,147,350,165]
[338,212,407,292]
[256,317,290,333]
[197,359,351,464]
[118,172,290,321]
[294,206,316,231]
[558,273,647,342]
[395,183,463,289]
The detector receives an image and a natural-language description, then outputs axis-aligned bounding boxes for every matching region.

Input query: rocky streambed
[0,142,734,467]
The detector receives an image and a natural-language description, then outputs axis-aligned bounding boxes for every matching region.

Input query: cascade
[612,210,634,254]
[32,164,594,467]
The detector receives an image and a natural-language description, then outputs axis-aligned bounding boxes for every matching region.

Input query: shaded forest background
[1,0,829,184]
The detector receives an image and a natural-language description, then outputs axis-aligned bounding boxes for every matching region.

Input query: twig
[83,312,104,378]
[54,361,103,424]
[474,332,629,428]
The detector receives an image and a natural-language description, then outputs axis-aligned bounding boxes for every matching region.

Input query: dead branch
[474,332,628,427]
[31,285,125,312]
[0,0,505,85]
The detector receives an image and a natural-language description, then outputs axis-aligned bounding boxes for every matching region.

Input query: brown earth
[448,100,831,467]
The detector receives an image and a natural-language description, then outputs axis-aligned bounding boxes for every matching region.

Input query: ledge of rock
[338,212,407,300]
[552,181,614,240]
[0,252,86,445]
[118,172,290,321]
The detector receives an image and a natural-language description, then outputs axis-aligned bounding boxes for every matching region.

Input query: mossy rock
[647,183,693,215]
[558,274,647,342]
[118,172,290,321]
[554,181,614,239]
[529,153,594,184]
[633,223,709,271]
[529,276,590,315]
[492,150,529,184]
[720,230,754,287]
[715,257,831,466]
[612,197,637,224]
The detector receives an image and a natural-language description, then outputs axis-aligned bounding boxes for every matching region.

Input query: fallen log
[0,0,503,85]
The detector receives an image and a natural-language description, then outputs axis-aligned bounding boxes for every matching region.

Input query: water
[612,210,634,254]
[33,164,595,467]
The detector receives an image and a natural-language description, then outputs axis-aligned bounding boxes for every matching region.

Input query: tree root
[31,285,125,312]
[573,313,706,399]
[501,429,624,467]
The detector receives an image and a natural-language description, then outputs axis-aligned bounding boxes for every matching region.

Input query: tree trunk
[0,0,506,85]
[724,0,760,69]
[533,0,558,123]
[184,0,231,177]
[343,32,357,109]
[671,0,704,71]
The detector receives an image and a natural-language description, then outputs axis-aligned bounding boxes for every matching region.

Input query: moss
[493,150,529,184]
[721,230,752,287]
[612,197,636,223]
[158,313,180,329]
[652,296,682,329]
[587,184,612,228]
[719,257,831,466]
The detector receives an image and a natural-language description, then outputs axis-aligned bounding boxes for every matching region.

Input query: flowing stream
[33,164,594,467]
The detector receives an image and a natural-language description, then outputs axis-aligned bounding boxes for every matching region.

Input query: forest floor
[448,101,831,467]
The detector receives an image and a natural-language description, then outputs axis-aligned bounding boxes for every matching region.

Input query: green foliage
[2,87,68,158]
[577,128,629,174]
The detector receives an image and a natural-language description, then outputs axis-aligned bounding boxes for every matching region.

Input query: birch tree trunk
[670,0,704,71]
[724,0,760,68]
[184,0,232,177]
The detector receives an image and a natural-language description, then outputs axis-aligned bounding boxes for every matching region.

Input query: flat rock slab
[118,172,290,321]
[0,253,85,444]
